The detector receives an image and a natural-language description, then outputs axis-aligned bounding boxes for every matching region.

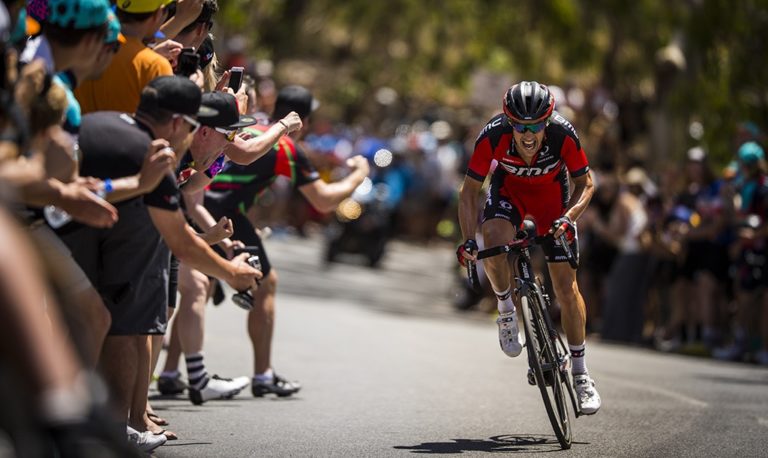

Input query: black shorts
[206,200,272,277]
[59,198,170,335]
[482,192,579,265]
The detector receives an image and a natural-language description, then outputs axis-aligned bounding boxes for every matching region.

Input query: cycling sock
[494,287,515,314]
[185,353,210,390]
[253,368,274,383]
[569,343,587,375]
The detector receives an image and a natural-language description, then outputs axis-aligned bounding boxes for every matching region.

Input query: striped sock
[569,343,587,375]
[185,353,209,390]
[494,287,515,314]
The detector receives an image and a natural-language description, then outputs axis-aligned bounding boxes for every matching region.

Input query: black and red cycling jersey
[466,111,589,237]
[205,125,320,214]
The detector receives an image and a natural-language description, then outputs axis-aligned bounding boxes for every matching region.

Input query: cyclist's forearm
[564,174,594,222]
[458,180,480,241]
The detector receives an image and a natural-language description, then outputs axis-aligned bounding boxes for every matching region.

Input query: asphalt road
[153,233,768,457]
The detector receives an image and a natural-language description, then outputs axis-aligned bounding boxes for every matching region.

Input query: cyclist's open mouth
[521,138,537,153]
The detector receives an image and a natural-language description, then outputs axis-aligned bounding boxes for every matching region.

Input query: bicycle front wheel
[521,293,573,449]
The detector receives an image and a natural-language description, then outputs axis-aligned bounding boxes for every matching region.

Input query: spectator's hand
[206,216,234,244]
[235,84,248,115]
[153,40,183,68]
[346,155,370,177]
[172,0,204,30]
[139,140,175,193]
[57,182,118,228]
[227,252,263,292]
[14,59,46,112]
[214,70,231,92]
[218,238,244,259]
[278,112,302,134]
[74,176,103,193]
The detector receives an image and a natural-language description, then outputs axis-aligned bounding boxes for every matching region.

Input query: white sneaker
[573,374,601,415]
[127,425,166,453]
[496,311,523,357]
[189,374,250,405]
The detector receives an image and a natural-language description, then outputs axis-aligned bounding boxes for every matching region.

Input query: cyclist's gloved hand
[456,239,478,267]
[550,215,577,242]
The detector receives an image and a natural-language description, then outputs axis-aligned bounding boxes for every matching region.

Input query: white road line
[758,417,768,428]
[601,375,709,408]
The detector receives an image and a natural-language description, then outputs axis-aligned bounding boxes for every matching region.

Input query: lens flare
[336,198,362,222]
[373,149,393,167]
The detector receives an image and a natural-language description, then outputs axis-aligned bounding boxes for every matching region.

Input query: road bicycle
[466,220,581,449]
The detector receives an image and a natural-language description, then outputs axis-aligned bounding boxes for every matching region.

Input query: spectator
[59,76,260,448]
[597,167,653,344]
[201,85,368,397]
[75,0,175,114]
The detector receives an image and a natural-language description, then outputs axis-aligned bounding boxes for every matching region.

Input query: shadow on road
[393,434,569,454]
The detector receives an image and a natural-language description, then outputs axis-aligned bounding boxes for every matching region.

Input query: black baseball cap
[141,76,218,118]
[273,85,318,120]
[198,92,257,129]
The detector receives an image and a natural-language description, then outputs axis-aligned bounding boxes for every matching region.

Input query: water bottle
[44,179,112,229]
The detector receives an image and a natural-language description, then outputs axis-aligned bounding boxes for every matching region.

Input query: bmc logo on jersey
[499,161,561,177]
[476,117,504,141]
[552,114,579,140]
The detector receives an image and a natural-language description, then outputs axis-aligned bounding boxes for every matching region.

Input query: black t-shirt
[78,112,179,211]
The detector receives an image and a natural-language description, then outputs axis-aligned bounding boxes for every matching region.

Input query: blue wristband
[104,178,113,194]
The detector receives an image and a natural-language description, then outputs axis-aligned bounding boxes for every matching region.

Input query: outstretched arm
[298,156,369,212]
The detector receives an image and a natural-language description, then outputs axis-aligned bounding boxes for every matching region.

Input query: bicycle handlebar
[465,231,578,291]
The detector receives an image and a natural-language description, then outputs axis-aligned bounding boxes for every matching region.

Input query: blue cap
[738,141,765,165]
[104,11,124,44]
[46,0,110,30]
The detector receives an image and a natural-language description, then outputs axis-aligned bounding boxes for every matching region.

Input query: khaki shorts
[29,223,93,294]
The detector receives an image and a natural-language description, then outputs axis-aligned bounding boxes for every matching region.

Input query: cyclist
[457,81,601,415]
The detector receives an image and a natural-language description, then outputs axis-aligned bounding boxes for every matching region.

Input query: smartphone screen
[229,67,244,92]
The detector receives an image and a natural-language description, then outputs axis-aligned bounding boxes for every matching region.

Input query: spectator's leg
[248,270,278,375]
[99,336,138,424]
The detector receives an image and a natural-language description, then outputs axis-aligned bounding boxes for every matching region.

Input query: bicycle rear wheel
[521,293,573,449]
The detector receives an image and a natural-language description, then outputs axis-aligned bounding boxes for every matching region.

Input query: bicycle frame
[466,227,581,449]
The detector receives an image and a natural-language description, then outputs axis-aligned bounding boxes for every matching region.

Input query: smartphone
[228,66,244,92]
[176,47,199,77]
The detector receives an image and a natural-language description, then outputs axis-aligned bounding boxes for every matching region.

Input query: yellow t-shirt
[75,36,173,115]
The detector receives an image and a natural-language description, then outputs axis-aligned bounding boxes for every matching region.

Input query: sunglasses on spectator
[174,114,201,134]
[214,127,237,142]
[508,119,548,134]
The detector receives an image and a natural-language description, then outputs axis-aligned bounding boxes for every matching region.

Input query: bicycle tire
[521,293,573,449]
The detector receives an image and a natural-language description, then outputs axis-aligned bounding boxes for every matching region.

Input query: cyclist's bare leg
[248,269,278,375]
[480,218,517,305]
[547,262,586,348]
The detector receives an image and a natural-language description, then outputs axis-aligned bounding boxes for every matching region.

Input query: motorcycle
[324,178,394,268]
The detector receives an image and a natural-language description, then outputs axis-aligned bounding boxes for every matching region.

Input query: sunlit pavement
[155,233,768,457]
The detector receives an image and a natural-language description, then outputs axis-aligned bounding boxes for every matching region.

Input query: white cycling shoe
[573,373,601,415]
[496,311,523,357]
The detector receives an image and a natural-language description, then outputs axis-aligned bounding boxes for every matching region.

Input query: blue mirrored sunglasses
[509,119,547,134]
